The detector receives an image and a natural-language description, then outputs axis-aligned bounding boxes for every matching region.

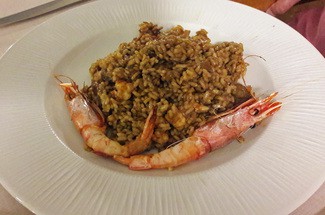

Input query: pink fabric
[288,6,325,56]
[267,1,325,57]
[266,0,301,15]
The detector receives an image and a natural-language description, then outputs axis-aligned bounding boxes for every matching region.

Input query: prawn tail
[113,155,152,170]
[140,107,157,141]
[113,156,131,165]
[125,108,157,156]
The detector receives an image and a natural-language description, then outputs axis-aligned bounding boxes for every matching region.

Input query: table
[0,0,324,214]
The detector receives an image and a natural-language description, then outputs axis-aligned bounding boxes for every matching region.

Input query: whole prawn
[114,93,281,170]
[55,75,157,157]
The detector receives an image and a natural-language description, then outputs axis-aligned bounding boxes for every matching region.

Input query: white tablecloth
[0,0,324,214]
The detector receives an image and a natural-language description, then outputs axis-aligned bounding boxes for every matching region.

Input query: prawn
[55,75,157,157]
[114,93,281,170]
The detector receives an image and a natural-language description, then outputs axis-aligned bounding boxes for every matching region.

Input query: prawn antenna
[167,138,186,149]
[244,54,266,62]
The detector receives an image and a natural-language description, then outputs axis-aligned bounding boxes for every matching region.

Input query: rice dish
[83,22,251,149]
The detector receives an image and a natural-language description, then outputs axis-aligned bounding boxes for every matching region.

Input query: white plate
[0,0,325,214]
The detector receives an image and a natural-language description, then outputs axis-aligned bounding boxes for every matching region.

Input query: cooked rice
[83,22,251,149]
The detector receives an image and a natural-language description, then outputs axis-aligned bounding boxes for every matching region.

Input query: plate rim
[0,0,325,214]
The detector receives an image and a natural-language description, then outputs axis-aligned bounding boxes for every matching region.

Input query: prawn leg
[124,108,157,155]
